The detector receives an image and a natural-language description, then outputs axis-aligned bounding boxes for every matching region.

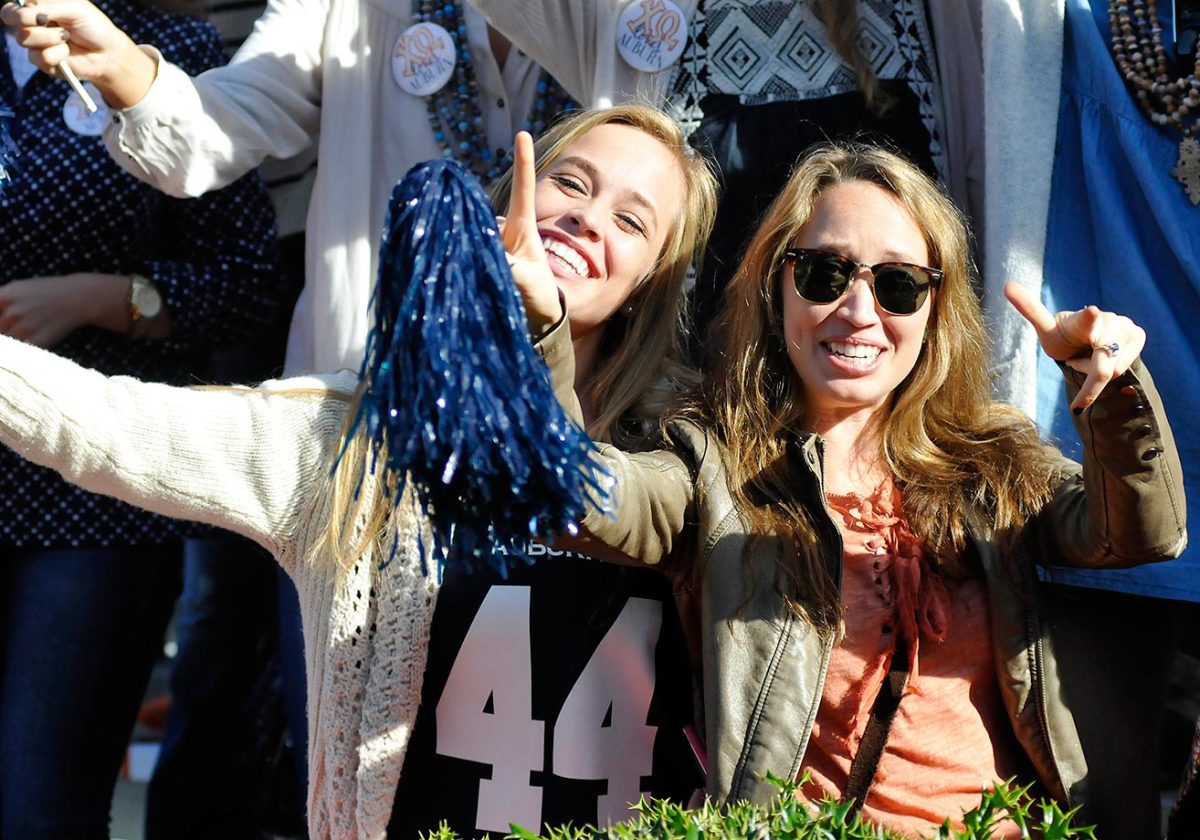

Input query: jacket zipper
[1022,548,1071,807]
[792,438,841,774]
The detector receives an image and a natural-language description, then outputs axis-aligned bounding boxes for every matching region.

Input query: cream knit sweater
[0,330,464,839]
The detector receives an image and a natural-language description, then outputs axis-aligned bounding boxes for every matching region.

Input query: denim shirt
[1037,0,1200,601]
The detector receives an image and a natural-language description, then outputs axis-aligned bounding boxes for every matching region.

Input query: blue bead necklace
[415,0,575,183]
[0,105,16,187]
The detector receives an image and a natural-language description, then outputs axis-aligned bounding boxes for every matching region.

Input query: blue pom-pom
[0,106,17,187]
[347,160,610,577]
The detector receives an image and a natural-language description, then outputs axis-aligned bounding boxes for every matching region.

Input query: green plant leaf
[420,779,1095,840]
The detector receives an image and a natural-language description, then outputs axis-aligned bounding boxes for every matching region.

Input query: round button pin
[616,0,688,73]
[392,22,457,97]
[62,82,109,136]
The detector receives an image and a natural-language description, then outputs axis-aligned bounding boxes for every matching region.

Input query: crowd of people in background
[0,1,1197,839]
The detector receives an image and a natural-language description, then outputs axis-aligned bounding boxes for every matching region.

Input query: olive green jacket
[540,319,1187,815]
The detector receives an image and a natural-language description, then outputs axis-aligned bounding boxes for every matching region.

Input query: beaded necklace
[0,107,16,186]
[414,0,575,183]
[1109,0,1200,203]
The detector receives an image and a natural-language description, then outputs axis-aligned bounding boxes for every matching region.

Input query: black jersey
[387,543,700,837]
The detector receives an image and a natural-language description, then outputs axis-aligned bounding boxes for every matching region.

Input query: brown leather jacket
[538,318,1187,816]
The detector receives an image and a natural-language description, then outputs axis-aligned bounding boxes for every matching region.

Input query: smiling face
[781,180,934,429]
[534,123,685,343]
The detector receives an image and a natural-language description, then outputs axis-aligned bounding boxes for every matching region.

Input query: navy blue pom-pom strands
[348,160,610,577]
[0,106,17,187]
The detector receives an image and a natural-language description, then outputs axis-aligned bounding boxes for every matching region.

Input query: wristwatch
[129,273,163,334]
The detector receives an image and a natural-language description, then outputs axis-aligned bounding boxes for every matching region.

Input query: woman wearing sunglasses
[514,142,1186,836]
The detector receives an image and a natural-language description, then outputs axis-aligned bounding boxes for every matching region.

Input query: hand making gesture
[498,131,561,337]
[1004,281,1147,414]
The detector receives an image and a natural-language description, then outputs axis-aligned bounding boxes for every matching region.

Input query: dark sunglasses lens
[793,253,851,303]
[873,267,930,315]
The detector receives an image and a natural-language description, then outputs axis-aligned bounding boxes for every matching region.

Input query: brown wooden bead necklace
[1109,0,1200,203]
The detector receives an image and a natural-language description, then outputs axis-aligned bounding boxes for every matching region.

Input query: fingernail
[34,10,46,23]
[60,27,69,41]
[1072,406,1084,416]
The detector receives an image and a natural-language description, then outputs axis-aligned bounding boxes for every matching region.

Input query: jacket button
[1141,448,1160,461]
[1133,424,1153,439]
[1120,385,1137,396]
[1132,403,1148,415]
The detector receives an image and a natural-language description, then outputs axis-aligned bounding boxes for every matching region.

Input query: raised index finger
[503,131,537,242]
[1003,281,1057,336]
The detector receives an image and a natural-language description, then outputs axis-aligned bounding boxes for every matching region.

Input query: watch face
[134,282,162,319]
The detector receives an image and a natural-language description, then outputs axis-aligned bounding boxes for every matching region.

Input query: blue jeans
[277,565,308,798]
[0,544,181,839]
[145,533,295,839]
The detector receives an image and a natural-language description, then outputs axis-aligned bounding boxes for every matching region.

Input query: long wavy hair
[490,103,718,447]
[314,105,717,573]
[701,143,1062,632]
[812,0,893,114]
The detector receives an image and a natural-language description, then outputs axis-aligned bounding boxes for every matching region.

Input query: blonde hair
[490,103,718,446]
[315,105,718,573]
[702,143,1061,632]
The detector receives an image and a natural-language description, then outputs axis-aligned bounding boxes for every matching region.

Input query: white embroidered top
[0,330,456,840]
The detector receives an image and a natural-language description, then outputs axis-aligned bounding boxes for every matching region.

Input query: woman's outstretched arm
[0,333,354,568]
[2,0,324,197]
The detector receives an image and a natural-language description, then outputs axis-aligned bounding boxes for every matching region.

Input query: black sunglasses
[782,248,942,316]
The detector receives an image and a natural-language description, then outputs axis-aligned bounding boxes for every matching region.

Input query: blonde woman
[510,143,1186,836]
[0,104,718,838]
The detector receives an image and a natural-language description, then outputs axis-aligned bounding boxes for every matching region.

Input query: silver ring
[1095,341,1120,357]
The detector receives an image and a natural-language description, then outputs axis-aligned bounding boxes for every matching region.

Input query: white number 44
[436,587,662,833]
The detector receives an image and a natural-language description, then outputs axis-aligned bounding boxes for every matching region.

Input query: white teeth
[826,341,882,360]
[542,237,590,277]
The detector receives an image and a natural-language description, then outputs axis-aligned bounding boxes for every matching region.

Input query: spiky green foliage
[420,777,1095,840]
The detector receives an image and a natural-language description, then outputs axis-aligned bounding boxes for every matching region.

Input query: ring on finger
[1094,340,1120,357]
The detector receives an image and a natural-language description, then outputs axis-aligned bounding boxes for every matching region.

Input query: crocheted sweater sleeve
[0,333,354,569]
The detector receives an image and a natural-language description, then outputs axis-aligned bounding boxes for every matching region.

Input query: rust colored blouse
[801,482,1023,838]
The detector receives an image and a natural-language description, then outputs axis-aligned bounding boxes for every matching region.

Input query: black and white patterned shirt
[669,0,945,172]
[0,0,281,547]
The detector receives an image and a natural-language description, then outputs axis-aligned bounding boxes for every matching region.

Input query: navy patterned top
[0,0,281,548]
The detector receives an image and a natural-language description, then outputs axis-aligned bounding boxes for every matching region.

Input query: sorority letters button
[392,21,457,97]
[616,0,688,73]
[63,82,109,136]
